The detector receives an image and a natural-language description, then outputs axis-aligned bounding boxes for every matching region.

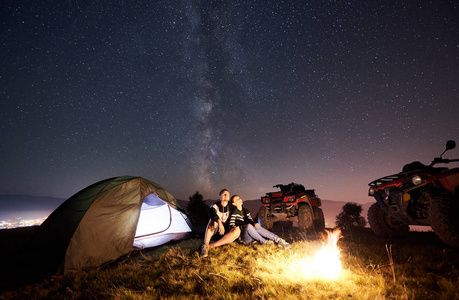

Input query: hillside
[0,226,455,298]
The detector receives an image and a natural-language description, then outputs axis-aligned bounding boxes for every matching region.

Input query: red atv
[368,140,459,247]
[257,182,325,232]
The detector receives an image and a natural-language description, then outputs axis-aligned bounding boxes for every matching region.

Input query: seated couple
[200,189,291,258]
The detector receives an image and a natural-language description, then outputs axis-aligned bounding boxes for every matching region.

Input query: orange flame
[255,229,343,282]
[322,228,342,249]
[312,228,343,278]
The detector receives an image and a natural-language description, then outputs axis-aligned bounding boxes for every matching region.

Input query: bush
[336,202,366,231]
[186,191,209,224]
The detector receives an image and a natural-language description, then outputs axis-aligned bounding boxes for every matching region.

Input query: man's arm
[208,204,220,222]
[218,218,225,235]
[209,203,226,234]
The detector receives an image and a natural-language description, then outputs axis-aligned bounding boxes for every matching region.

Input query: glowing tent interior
[27,176,194,275]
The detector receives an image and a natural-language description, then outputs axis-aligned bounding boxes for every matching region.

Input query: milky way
[1,1,458,203]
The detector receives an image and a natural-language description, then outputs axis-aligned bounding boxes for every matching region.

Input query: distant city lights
[0,217,47,229]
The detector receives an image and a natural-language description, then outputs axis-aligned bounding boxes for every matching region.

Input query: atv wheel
[429,193,459,248]
[313,207,325,232]
[258,206,273,230]
[298,205,314,231]
[367,203,409,237]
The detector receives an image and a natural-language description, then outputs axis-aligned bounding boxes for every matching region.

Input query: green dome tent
[28,176,193,275]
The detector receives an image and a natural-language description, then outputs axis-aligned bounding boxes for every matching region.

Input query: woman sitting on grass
[229,195,291,249]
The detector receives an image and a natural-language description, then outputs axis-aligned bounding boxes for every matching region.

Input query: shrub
[336,202,366,231]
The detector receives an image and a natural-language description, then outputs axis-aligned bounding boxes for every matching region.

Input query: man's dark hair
[219,189,229,196]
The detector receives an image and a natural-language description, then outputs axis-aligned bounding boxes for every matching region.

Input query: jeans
[241,224,280,244]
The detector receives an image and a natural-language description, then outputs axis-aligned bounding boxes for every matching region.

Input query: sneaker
[237,238,246,245]
[278,239,291,249]
[265,240,274,245]
[200,243,209,257]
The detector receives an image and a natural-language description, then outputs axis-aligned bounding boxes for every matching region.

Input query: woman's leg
[255,226,281,243]
[255,226,291,249]
[241,227,254,244]
[245,224,268,244]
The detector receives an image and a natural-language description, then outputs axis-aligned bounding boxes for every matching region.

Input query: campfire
[282,228,343,280]
[255,228,343,282]
[312,228,343,278]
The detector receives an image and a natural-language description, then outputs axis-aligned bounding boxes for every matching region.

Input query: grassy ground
[1,226,459,299]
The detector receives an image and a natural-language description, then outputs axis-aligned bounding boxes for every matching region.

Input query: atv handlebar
[430,158,459,166]
[430,140,458,166]
[442,158,459,163]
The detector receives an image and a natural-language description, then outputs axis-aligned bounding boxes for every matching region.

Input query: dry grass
[1,228,459,299]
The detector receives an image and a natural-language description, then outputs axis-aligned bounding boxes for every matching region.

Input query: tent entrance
[133,193,193,249]
[135,193,172,237]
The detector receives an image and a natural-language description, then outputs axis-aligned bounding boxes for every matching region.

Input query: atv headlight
[287,196,295,203]
[368,188,375,196]
[412,176,422,186]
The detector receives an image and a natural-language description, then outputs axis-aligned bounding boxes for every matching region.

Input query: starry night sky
[1,1,458,204]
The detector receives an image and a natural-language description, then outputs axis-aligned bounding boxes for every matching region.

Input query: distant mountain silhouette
[3,195,375,230]
[1,195,429,231]
[178,198,373,228]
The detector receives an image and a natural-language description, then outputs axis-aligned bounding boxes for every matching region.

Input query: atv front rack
[368,173,406,188]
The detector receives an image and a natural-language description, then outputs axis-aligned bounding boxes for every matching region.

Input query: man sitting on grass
[200,189,240,257]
